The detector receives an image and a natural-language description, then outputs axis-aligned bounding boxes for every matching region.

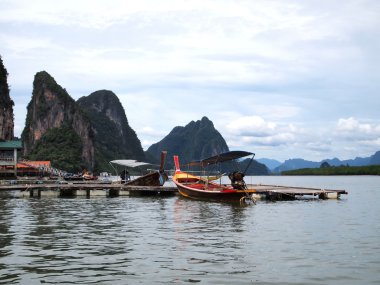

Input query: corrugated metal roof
[110,160,151,168]
[184,150,254,167]
[0,140,23,149]
[17,161,51,168]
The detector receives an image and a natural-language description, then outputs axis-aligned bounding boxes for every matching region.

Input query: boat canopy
[184,151,254,167]
[110,160,151,168]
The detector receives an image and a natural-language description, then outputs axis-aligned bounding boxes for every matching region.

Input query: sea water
[0,176,379,284]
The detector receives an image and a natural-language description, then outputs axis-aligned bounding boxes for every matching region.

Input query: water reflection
[171,198,254,283]
[0,200,14,279]
[0,176,379,284]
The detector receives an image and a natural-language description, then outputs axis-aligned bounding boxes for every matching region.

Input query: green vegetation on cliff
[146,117,229,168]
[77,90,145,172]
[0,55,13,108]
[22,71,80,138]
[21,71,95,171]
[27,124,84,172]
[33,71,75,105]
[282,165,380,175]
[0,55,15,141]
[146,116,269,175]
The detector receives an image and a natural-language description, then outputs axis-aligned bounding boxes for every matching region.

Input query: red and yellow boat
[172,151,257,203]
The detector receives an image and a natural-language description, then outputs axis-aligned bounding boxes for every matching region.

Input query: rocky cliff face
[21,71,95,170]
[77,90,145,171]
[146,116,230,167]
[0,55,14,140]
[146,116,269,175]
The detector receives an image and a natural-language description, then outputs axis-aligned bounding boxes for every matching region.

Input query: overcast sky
[1,0,379,162]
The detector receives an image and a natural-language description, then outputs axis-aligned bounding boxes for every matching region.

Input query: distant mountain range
[256,158,282,170]
[262,151,380,173]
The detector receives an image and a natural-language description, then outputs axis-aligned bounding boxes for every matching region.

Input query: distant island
[269,151,380,173]
[282,165,380,175]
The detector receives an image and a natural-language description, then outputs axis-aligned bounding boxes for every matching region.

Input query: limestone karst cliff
[21,71,95,171]
[146,116,230,168]
[0,55,14,140]
[146,116,269,175]
[77,90,145,172]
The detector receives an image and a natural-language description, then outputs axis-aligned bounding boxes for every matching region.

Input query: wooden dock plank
[247,184,347,200]
[0,183,178,198]
[250,184,347,194]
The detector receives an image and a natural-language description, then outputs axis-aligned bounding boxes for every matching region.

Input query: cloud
[246,133,296,147]
[336,117,380,139]
[139,127,167,138]
[141,139,156,150]
[224,115,303,149]
[0,1,170,29]
[226,116,276,137]
[1,0,380,161]
[250,103,301,120]
[3,0,379,94]
[0,35,54,55]
[304,141,332,153]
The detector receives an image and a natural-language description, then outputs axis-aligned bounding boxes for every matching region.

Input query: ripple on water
[0,176,380,284]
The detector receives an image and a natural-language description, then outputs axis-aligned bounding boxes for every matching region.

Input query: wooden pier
[0,180,347,200]
[0,183,177,198]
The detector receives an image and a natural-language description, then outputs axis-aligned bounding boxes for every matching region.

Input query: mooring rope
[239,184,257,205]
[240,194,256,205]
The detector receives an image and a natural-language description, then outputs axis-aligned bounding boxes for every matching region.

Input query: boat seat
[188,184,205,190]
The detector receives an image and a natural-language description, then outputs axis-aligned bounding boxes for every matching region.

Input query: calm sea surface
[0,176,379,285]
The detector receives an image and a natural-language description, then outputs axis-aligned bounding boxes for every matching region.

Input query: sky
[0,0,379,162]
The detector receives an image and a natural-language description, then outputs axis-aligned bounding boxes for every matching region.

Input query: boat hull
[125,172,167,186]
[173,180,256,202]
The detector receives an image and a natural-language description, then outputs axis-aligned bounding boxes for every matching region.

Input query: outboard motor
[120,169,130,184]
[228,171,247,190]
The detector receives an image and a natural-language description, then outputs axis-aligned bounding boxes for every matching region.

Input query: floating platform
[249,184,348,200]
[0,181,347,200]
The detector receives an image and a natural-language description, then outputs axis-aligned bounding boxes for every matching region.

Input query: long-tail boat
[172,151,257,202]
[110,151,168,186]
